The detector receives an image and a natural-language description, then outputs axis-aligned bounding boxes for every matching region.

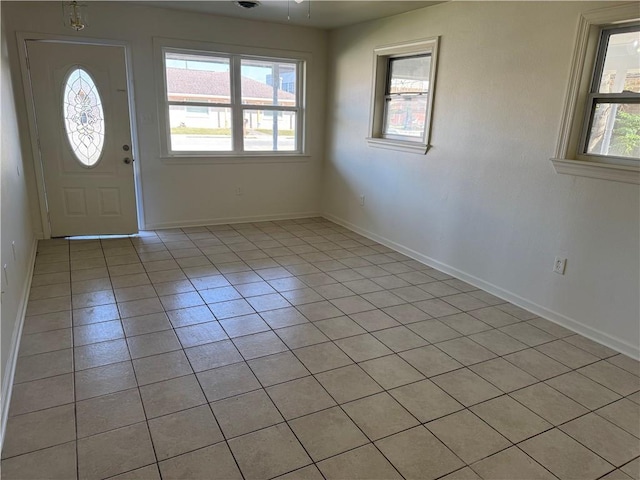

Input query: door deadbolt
[123,157,132,164]
[123,144,130,151]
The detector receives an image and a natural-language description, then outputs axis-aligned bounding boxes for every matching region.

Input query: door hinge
[26,56,30,70]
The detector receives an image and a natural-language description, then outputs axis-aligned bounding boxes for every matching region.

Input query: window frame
[551,4,640,184]
[155,38,308,160]
[367,37,439,155]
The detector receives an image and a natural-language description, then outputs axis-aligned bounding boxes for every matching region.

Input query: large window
[581,25,640,162]
[162,48,304,156]
[368,38,439,154]
[551,4,639,184]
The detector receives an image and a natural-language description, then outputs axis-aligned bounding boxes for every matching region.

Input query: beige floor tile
[499,323,555,347]
[247,351,309,386]
[22,311,71,335]
[435,337,497,366]
[296,300,345,321]
[208,299,255,319]
[219,313,270,337]
[110,464,161,480]
[360,290,405,308]
[520,428,614,480]
[18,328,72,357]
[432,368,502,407]
[13,348,73,384]
[140,374,206,418]
[77,422,156,480]
[471,446,556,480]
[342,392,419,440]
[72,290,115,309]
[504,348,571,380]
[9,373,74,416]
[290,407,368,461]
[29,282,71,300]
[166,305,215,328]
[317,443,402,480]
[408,319,461,343]
[74,320,124,346]
[389,379,463,422]
[579,361,640,396]
[414,299,462,318]
[229,423,311,480]
[73,304,120,326]
[315,364,383,404]
[260,306,309,328]
[0,442,77,480]
[608,354,640,377]
[184,340,243,372]
[2,404,75,459]
[197,362,261,402]
[468,329,528,356]
[212,389,284,438]
[76,388,145,438]
[399,345,462,377]
[118,297,164,319]
[440,466,482,480]
[599,469,635,480]
[439,312,492,336]
[159,442,242,479]
[232,331,288,360]
[274,464,324,480]
[495,303,537,321]
[468,306,520,328]
[314,316,367,339]
[75,361,137,401]
[335,333,393,362]
[561,413,640,467]
[376,426,465,479]
[564,334,619,359]
[470,396,551,443]
[527,318,574,338]
[114,284,157,303]
[280,288,325,306]
[122,312,172,337]
[359,354,424,389]
[372,326,428,352]
[148,405,223,461]
[621,458,639,479]
[159,291,204,311]
[349,309,400,331]
[275,323,329,349]
[426,410,510,464]
[127,329,182,359]
[293,342,353,373]
[74,338,131,371]
[383,303,431,324]
[25,296,71,316]
[597,399,640,438]
[546,371,621,410]
[266,376,336,419]
[133,350,193,385]
[536,340,600,369]
[510,382,589,425]
[470,358,538,392]
[174,321,228,348]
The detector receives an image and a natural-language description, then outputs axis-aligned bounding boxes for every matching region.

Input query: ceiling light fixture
[288,0,310,21]
[62,1,88,31]
[235,1,261,9]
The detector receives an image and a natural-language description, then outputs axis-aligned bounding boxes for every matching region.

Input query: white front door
[26,41,138,237]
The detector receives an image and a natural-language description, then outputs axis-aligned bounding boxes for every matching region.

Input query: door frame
[16,31,145,239]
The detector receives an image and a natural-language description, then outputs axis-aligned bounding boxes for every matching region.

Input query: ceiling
[137,1,443,30]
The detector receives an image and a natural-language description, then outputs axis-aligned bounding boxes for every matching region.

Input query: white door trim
[16,31,145,238]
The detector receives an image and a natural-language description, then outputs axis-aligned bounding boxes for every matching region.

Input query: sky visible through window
[166,58,270,84]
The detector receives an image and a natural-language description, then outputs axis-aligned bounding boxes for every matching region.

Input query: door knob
[123,144,130,151]
[123,157,132,164]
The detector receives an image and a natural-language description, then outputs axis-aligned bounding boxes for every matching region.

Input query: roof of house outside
[166,67,295,101]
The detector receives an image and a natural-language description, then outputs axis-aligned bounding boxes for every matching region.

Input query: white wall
[1,13,36,442]
[323,2,640,357]
[2,1,327,232]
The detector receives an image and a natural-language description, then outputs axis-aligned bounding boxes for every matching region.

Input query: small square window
[367,38,439,154]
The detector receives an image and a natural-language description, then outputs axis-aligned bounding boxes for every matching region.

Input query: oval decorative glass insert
[62,67,105,167]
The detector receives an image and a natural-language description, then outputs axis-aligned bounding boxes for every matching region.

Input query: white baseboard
[143,211,321,231]
[323,213,640,360]
[1,236,38,451]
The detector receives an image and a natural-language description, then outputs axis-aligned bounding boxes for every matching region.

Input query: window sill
[550,158,640,185]
[160,154,311,165]
[366,137,429,155]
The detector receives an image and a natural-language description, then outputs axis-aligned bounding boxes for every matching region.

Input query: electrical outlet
[553,256,566,275]
[359,195,365,206]
[236,187,242,196]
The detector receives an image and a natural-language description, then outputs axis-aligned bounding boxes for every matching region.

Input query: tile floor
[2,217,639,480]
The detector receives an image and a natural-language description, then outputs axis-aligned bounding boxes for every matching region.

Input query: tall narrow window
[63,67,105,167]
[581,25,640,162]
[368,37,439,155]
